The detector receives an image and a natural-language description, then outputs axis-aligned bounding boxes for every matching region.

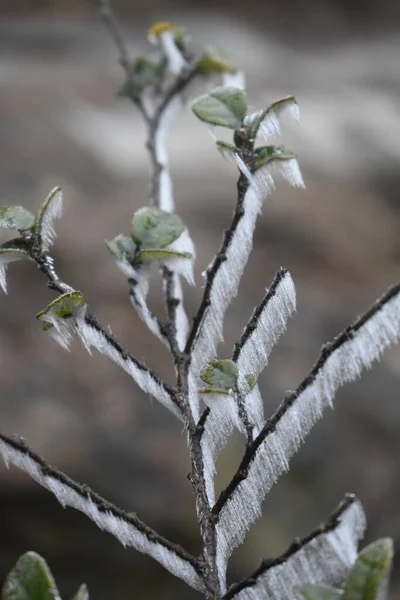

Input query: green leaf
[135,248,192,264]
[0,206,35,231]
[246,95,297,140]
[200,359,238,392]
[2,551,60,600]
[216,140,237,154]
[106,234,136,262]
[252,145,296,172]
[0,237,31,253]
[197,48,236,75]
[131,207,185,250]
[37,291,86,322]
[343,538,393,600]
[244,373,257,391]
[71,584,89,600]
[35,187,62,230]
[192,86,247,129]
[297,584,343,600]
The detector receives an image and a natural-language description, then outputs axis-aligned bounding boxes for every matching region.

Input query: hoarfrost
[154,96,184,212]
[223,70,246,90]
[0,436,204,592]
[246,96,300,141]
[229,499,366,599]
[159,31,187,75]
[215,284,400,588]
[165,228,196,285]
[37,187,63,252]
[235,269,296,431]
[75,317,181,419]
[0,251,29,294]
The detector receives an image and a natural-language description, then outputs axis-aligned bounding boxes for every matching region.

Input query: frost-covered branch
[212,281,400,588]
[0,433,204,591]
[29,234,183,418]
[223,494,365,599]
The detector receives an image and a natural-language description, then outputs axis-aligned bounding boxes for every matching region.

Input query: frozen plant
[0,3,399,599]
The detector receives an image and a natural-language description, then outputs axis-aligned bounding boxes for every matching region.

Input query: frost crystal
[246,96,300,141]
[235,269,296,431]
[0,436,204,592]
[0,251,29,294]
[37,187,63,252]
[215,285,400,588]
[159,31,187,75]
[228,498,366,599]
[223,70,246,90]
[74,317,181,419]
[154,96,184,212]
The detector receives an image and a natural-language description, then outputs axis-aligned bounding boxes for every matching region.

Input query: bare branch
[0,433,204,591]
[98,0,132,78]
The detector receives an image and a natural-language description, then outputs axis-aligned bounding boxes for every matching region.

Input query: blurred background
[0,1,400,598]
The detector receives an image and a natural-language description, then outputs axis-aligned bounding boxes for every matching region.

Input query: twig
[98,0,132,77]
[0,432,204,586]
[28,238,180,412]
[212,281,400,516]
[232,268,288,362]
[185,172,249,356]
[222,494,357,599]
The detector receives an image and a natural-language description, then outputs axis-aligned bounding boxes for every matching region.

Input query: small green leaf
[0,237,31,253]
[106,234,136,262]
[2,551,60,600]
[200,359,238,392]
[297,584,343,600]
[252,145,296,172]
[244,373,257,391]
[71,583,89,600]
[192,86,247,129]
[37,291,86,322]
[197,48,236,75]
[131,207,185,250]
[246,95,297,140]
[216,140,237,154]
[0,206,35,231]
[35,187,62,231]
[343,538,393,600]
[135,248,192,264]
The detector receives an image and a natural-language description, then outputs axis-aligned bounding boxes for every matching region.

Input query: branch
[223,494,363,599]
[185,172,249,357]
[98,0,132,79]
[213,280,400,517]
[0,433,205,591]
[29,241,183,418]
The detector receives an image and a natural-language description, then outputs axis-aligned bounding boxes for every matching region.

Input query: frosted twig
[28,237,182,415]
[0,433,204,591]
[213,281,400,517]
[223,494,363,599]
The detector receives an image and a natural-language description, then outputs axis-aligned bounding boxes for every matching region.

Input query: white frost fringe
[236,270,296,432]
[188,160,276,421]
[246,96,300,141]
[230,500,366,599]
[201,272,296,505]
[0,252,29,294]
[74,318,181,419]
[216,287,400,589]
[154,95,184,212]
[0,438,203,592]
[38,188,63,252]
